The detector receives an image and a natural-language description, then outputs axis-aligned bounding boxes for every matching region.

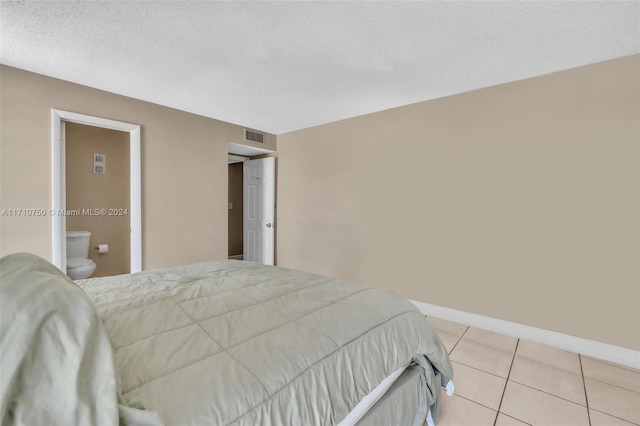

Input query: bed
[0,253,453,426]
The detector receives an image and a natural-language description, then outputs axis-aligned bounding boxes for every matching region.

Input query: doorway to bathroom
[65,122,130,277]
[51,109,141,275]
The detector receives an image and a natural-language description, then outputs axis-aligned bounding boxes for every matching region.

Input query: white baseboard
[410,299,640,370]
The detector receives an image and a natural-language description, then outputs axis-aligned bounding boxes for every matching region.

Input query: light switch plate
[93,153,106,174]
[228,203,233,210]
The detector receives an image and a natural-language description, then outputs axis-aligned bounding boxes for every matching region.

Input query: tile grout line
[516,353,584,377]
[424,314,468,354]
[449,360,510,381]
[582,356,640,374]
[579,354,592,426]
[579,374,640,395]
[493,338,520,426]
[508,380,592,408]
[441,323,518,356]
[498,413,534,426]
[505,355,614,407]
[453,393,507,414]
[447,325,469,355]
[509,350,639,397]
[458,337,517,356]
[589,407,640,425]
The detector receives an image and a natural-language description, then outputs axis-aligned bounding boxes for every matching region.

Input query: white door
[244,157,275,265]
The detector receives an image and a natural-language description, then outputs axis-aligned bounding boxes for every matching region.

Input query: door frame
[51,109,142,273]
[227,142,275,263]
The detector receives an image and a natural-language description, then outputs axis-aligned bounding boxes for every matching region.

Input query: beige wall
[228,162,243,256]
[66,122,130,277]
[277,55,639,350]
[0,65,276,269]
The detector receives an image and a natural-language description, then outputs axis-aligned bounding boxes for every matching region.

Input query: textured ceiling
[1,1,638,134]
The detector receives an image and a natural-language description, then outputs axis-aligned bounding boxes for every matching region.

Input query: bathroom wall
[228,162,243,257]
[65,122,130,277]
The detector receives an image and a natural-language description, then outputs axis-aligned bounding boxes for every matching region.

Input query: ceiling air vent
[244,129,265,144]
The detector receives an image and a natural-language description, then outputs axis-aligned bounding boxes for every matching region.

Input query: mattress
[1,253,453,425]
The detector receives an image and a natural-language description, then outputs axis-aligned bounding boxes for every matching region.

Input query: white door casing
[51,109,142,273]
[244,157,275,265]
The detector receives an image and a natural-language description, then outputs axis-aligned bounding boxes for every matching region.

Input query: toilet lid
[67,257,94,268]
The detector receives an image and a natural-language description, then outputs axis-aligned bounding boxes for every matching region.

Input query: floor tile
[516,340,581,375]
[583,356,640,373]
[589,409,638,426]
[435,329,462,354]
[426,316,468,337]
[422,320,640,426]
[463,327,518,353]
[438,394,497,426]
[450,361,506,410]
[450,339,514,378]
[581,356,640,393]
[509,356,586,405]
[495,413,530,426]
[585,378,640,424]
[500,381,589,426]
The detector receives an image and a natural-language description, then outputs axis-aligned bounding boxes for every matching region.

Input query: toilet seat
[66,257,96,280]
[67,257,94,269]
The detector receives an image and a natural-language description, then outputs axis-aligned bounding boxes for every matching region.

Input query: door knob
[266,223,272,228]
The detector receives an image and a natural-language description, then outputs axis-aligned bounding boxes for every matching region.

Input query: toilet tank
[66,231,91,258]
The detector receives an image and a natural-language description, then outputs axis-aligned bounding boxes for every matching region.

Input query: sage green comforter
[1,253,120,425]
[1,254,453,425]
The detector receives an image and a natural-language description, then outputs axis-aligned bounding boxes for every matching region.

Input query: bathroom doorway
[51,109,141,274]
[65,122,130,277]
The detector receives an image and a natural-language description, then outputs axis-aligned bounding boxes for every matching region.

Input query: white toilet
[66,231,97,280]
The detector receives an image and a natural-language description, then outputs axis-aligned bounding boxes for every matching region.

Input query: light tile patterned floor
[426,316,640,426]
